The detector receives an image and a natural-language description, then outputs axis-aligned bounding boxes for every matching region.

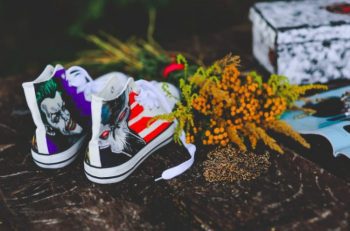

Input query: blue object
[282,86,350,158]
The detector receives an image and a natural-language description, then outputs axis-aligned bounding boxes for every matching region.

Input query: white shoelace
[65,66,99,101]
[135,80,196,181]
[135,85,160,110]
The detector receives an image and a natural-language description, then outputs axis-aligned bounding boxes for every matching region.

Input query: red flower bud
[162,63,185,78]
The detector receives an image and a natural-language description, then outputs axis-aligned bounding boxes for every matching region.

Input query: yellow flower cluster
[203,124,230,146]
[193,65,288,126]
[188,55,324,153]
[185,133,195,144]
[159,54,326,154]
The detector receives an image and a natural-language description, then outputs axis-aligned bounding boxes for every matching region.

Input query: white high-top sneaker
[22,65,116,168]
[22,65,95,168]
[84,73,195,183]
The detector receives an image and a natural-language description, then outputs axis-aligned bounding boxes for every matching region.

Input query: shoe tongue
[96,72,133,101]
[148,81,180,110]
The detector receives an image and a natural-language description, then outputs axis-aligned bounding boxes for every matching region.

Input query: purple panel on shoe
[46,136,59,154]
[53,69,92,127]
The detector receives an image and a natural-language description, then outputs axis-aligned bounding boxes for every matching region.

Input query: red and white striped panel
[128,92,171,143]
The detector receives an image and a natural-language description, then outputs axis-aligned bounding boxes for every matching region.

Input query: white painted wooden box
[250,0,350,84]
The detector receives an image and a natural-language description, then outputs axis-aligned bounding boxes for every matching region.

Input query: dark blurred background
[0,0,267,77]
[2,0,350,187]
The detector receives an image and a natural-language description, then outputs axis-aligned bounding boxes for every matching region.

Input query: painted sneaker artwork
[22,65,195,183]
[22,65,92,168]
[85,73,195,183]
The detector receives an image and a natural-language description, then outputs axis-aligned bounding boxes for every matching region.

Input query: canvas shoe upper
[22,65,109,168]
[84,73,196,184]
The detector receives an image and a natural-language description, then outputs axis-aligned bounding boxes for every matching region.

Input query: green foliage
[69,0,107,36]
[69,33,171,79]
[69,0,169,37]
[137,49,169,79]
[172,78,197,143]
[161,83,178,100]
[152,55,197,143]
[267,74,289,94]
[249,71,263,88]
[267,74,327,107]
[114,0,169,9]
[176,54,189,79]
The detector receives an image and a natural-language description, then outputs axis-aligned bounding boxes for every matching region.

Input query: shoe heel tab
[36,65,56,83]
[22,65,56,86]
[91,94,104,103]
[22,81,33,89]
[22,78,49,154]
[53,64,64,72]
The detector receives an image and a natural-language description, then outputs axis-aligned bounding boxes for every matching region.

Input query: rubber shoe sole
[31,135,86,169]
[84,124,174,184]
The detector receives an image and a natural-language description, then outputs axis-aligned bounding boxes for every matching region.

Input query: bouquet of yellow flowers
[158,54,327,154]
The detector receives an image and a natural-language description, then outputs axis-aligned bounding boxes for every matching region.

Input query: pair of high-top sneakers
[23,65,195,184]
